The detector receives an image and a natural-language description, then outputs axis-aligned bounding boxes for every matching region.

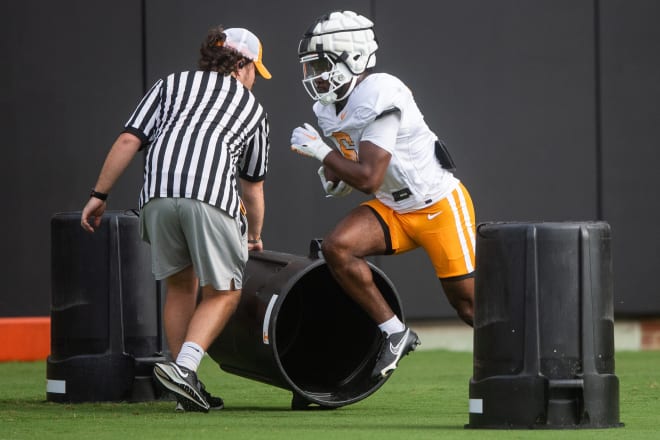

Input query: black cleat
[154,362,210,412]
[371,327,420,380]
[175,380,224,412]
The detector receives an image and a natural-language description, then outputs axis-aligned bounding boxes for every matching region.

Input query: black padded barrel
[207,243,404,409]
[47,211,168,403]
[467,221,622,429]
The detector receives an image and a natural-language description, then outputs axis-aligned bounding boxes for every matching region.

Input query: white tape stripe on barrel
[469,398,483,414]
[262,294,279,344]
[47,379,66,394]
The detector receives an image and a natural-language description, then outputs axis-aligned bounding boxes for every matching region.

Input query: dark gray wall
[373,0,599,316]
[2,0,145,317]
[599,0,660,316]
[2,0,658,319]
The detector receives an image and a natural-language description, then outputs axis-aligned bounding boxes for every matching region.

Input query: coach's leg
[184,283,241,351]
[321,206,393,323]
[163,266,199,358]
[441,276,474,327]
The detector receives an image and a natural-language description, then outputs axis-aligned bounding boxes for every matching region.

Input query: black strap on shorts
[364,205,394,255]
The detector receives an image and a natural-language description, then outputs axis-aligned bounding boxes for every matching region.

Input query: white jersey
[312,73,459,213]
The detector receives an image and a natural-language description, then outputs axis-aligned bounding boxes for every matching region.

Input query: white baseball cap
[223,28,272,79]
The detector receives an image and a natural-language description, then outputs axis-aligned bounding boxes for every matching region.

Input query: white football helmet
[298,10,378,105]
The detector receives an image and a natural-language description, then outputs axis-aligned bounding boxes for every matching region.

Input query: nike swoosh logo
[171,363,189,378]
[340,111,347,121]
[427,211,442,220]
[389,330,409,356]
[304,133,318,141]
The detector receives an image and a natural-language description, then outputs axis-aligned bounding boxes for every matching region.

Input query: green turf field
[1,350,658,439]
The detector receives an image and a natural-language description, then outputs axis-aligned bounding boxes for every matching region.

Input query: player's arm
[291,111,399,195]
[323,110,400,194]
[322,142,390,194]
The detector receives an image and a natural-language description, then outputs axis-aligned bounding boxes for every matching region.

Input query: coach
[80,26,272,412]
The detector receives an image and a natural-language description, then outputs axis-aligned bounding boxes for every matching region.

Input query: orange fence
[0,317,50,361]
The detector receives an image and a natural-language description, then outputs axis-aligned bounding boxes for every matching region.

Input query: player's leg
[321,205,393,323]
[416,183,476,326]
[440,276,474,327]
[322,204,420,379]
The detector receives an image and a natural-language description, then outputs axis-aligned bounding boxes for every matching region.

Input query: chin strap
[320,75,358,105]
[319,91,338,106]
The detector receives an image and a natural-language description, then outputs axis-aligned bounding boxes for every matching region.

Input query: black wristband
[90,189,108,201]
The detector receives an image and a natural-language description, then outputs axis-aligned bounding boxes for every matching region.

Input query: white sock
[378,315,405,336]
[176,341,205,372]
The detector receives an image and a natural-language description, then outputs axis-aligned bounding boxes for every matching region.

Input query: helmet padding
[298,10,378,104]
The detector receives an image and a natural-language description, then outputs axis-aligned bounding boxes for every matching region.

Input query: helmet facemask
[297,10,378,106]
[300,53,357,105]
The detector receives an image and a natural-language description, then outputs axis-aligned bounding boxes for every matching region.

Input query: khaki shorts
[139,197,248,290]
[362,182,476,279]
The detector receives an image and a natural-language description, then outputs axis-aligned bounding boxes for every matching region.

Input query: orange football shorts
[362,182,476,279]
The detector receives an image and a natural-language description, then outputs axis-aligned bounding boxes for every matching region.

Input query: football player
[290,10,476,380]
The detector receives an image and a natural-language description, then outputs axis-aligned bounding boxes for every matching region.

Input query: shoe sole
[175,400,224,412]
[376,331,421,379]
[154,363,210,412]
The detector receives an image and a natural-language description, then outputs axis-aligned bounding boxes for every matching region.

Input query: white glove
[291,123,333,161]
[318,166,352,197]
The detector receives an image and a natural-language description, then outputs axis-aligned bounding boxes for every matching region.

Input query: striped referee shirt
[123,70,270,219]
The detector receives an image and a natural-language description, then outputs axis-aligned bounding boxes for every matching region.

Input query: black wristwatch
[90,189,108,201]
